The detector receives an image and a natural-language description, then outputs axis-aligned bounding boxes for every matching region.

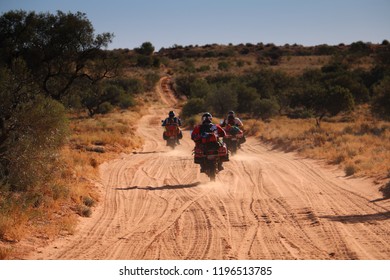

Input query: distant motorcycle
[162,122,182,149]
[223,125,244,155]
[193,133,229,181]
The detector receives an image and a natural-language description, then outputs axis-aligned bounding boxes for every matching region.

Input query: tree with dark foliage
[0,10,118,101]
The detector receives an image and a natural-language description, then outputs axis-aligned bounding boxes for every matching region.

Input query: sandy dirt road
[29,77,390,260]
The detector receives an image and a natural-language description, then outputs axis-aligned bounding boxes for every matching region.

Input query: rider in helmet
[221,111,246,147]
[221,110,246,145]
[191,112,227,171]
[162,111,182,126]
[162,110,182,144]
[221,111,243,127]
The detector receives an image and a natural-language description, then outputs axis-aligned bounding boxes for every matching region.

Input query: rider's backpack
[229,126,241,135]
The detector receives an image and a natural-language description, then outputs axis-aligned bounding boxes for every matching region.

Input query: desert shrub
[174,74,198,97]
[265,46,283,65]
[348,41,372,56]
[82,84,135,116]
[181,98,206,118]
[379,181,390,198]
[136,55,153,67]
[197,65,211,72]
[117,93,135,109]
[371,76,390,120]
[345,164,357,176]
[97,102,114,114]
[1,94,68,191]
[236,60,245,67]
[76,205,92,217]
[252,98,280,120]
[181,58,196,73]
[83,196,95,207]
[144,72,160,91]
[134,42,155,56]
[218,61,230,71]
[112,78,144,94]
[189,78,213,99]
[207,84,238,115]
[235,84,259,113]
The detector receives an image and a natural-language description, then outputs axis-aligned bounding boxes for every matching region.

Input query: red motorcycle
[193,133,229,181]
[223,125,244,155]
[163,123,182,149]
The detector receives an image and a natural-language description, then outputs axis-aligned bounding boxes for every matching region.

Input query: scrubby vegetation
[155,39,390,201]
[1,8,389,259]
[0,10,153,258]
[166,44,389,123]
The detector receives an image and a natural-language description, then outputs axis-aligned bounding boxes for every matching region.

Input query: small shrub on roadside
[181,98,206,118]
[345,164,357,176]
[83,196,95,207]
[379,181,390,198]
[332,154,346,164]
[76,205,92,217]
[90,158,99,168]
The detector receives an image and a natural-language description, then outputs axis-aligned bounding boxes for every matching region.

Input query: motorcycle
[162,122,182,149]
[223,125,244,155]
[193,133,229,181]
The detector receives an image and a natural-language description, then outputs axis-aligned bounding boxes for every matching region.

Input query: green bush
[0,60,66,196]
[97,102,114,114]
[345,164,357,176]
[83,196,95,207]
[207,84,238,115]
[144,72,160,91]
[112,78,144,94]
[372,76,390,120]
[197,65,210,72]
[76,205,92,217]
[118,93,135,109]
[218,61,230,71]
[181,98,206,118]
[252,98,280,120]
[174,75,197,97]
[189,79,213,99]
[0,95,68,191]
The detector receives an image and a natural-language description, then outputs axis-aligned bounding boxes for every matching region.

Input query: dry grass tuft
[0,204,29,242]
[0,246,13,260]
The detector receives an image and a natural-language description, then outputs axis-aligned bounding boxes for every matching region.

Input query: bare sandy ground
[28,77,390,260]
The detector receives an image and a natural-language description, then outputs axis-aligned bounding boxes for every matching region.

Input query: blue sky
[1,0,389,50]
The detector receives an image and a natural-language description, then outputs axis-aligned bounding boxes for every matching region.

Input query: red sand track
[28,77,390,260]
